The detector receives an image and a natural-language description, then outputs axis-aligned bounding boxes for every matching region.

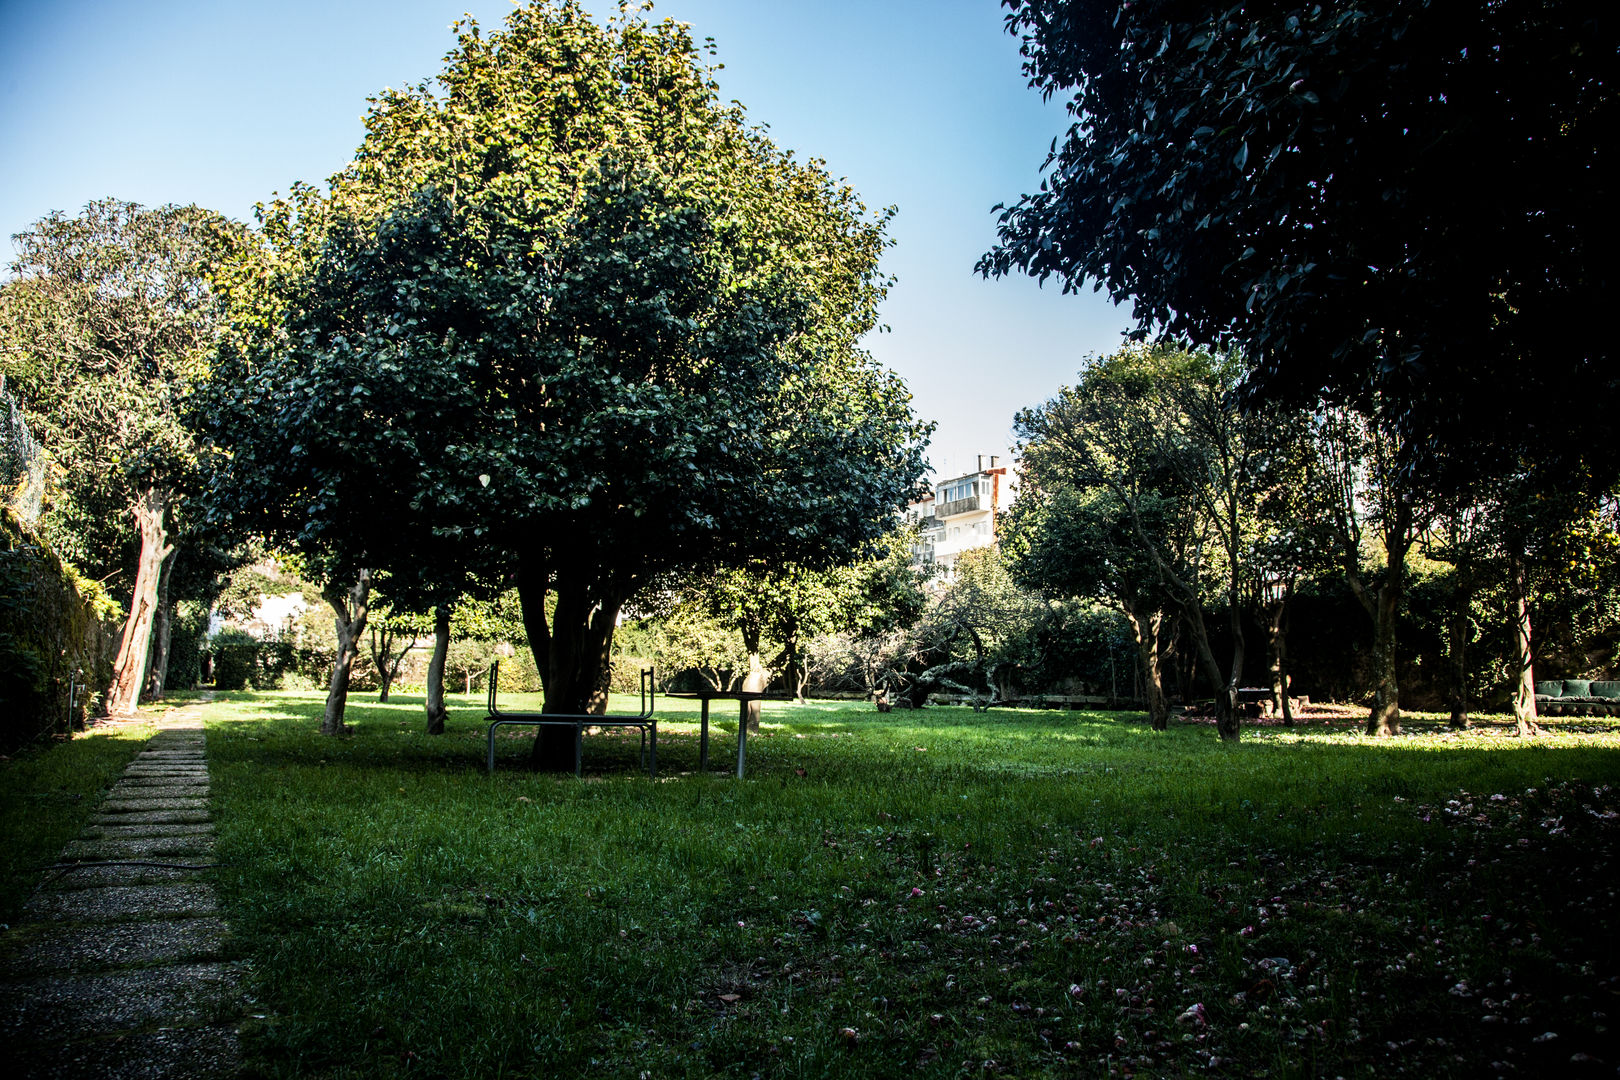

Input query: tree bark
[424,603,450,734]
[372,624,415,703]
[1264,598,1293,726]
[1448,571,1473,730]
[1510,553,1541,738]
[107,488,173,716]
[521,564,625,771]
[321,569,371,736]
[1348,499,1412,737]
[1123,603,1168,730]
[142,546,177,702]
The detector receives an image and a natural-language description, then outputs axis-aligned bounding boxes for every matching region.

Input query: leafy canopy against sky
[0,0,1129,477]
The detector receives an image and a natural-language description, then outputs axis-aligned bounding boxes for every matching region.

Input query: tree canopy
[981,1,1617,487]
[192,1,928,747]
[1,199,245,712]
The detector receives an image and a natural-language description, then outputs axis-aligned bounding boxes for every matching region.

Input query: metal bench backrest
[486,660,656,719]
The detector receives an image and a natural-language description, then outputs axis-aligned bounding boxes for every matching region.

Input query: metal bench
[484,662,658,777]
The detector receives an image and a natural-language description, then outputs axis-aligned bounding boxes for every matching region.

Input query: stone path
[0,714,244,1079]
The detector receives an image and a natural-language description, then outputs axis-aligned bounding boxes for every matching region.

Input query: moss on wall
[0,508,120,751]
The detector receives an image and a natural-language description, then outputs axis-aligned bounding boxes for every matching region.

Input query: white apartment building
[907,454,1010,579]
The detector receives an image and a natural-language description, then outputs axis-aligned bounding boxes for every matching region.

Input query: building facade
[907,454,1010,579]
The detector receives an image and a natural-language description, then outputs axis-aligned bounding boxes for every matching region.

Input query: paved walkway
[0,713,244,1079]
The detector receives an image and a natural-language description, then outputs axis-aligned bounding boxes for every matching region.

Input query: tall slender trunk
[1179,601,1239,741]
[424,603,450,734]
[108,488,173,716]
[321,569,371,736]
[1510,554,1541,738]
[1265,599,1293,726]
[1351,501,1412,737]
[373,625,413,703]
[1448,568,1473,730]
[143,546,177,702]
[1123,604,1168,730]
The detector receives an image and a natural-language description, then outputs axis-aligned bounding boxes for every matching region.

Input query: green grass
[0,713,158,923]
[191,693,1620,1078]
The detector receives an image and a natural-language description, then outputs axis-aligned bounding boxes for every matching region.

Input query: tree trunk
[1448,571,1473,730]
[142,546,177,702]
[1366,585,1402,736]
[1510,554,1541,738]
[372,624,413,703]
[1123,604,1168,730]
[521,567,624,771]
[741,651,768,734]
[1352,500,1411,737]
[107,488,173,716]
[321,569,371,736]
[1265,599,1293,726]
[1180,603,1239,741]
[424,603,450,734]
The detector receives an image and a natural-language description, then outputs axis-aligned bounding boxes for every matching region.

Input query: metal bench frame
[484,662,657,777]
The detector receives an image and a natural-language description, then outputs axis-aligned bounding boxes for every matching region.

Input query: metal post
[699,698,710,771]
[736,699,748,779]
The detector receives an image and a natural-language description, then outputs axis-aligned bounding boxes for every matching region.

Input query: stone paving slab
[82,809,212,827]
[115,777,210,789]
[63,833,214,861]
[0,962,243,1046]
[24,883,218,922]
[0,917,229,977]
[0,711,239,1080]
[83,822,215,840]
[99,798,210,813]
[99,785,210,800]
[37,864,206,891]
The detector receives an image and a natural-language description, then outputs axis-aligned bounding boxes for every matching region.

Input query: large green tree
[0,199,243,715]
[1015,345,1268,740]
[981,1,1616,488]
[193,2,927,762]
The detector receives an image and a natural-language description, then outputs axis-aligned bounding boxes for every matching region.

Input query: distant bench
[484,662,658,777]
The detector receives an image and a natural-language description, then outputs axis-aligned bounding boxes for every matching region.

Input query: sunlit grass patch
[0,715,158,922]
[200,695,1620,1078]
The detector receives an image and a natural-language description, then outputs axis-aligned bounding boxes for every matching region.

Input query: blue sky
[0,0,1130,477]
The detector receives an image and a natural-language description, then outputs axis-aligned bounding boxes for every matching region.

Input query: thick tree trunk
[108,488,173,716]
[1367,585,1402,736]
[143,546,177,702]
[321,569,371,736]
[1123,604,1168,730]
[424,604,450,734]
[1510,554,1541,738]
[520,566,624,771]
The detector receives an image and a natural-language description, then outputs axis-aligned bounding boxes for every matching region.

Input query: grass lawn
[15,692,1620,1078]
[0,713,159,924]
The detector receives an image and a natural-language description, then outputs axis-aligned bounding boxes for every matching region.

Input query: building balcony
[936,495,983,518]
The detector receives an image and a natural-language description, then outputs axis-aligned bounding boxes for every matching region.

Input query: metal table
[664,690,790,778]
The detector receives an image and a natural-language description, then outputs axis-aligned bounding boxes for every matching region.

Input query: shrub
[210,628,259,691]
